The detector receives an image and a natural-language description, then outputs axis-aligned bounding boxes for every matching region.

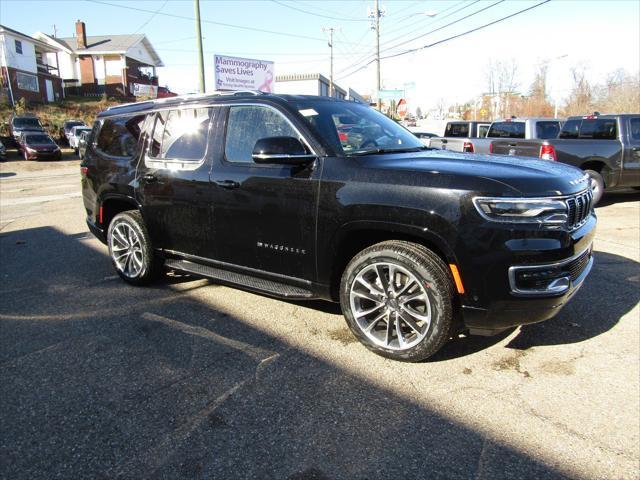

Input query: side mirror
[252,136,316,165]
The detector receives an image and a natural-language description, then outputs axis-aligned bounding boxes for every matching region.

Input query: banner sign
[377,89,404,100]
[132,83,158,98]
[214,55,274,93]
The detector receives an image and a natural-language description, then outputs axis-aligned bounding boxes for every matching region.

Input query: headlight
[26,146,37,153]
[473,197,568,225]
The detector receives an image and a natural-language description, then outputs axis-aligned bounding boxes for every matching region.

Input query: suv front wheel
[107,210,159,285]
[340,241,456,362]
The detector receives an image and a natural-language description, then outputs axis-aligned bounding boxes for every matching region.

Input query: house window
[15,39,23,54]
[16,72,38,92]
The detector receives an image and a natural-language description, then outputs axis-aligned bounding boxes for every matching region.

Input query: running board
[164,259,314,299]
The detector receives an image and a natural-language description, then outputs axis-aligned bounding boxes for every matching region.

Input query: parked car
[81,92,595,362]
[428,121,490,152]
[408,130,438,146]
[490,114,640,203]
[69,125,93,152]
[18,133,61,161]
[157,86,178,98]
[431,118,562,154]
[60,120,86,144]
[10,115,45,144]
[0,142,6,161]
[77,130,92,159]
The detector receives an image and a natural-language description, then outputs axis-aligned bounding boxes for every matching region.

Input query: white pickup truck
[430,118,562,154]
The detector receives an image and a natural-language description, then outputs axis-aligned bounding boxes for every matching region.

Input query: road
[1,155,639,480]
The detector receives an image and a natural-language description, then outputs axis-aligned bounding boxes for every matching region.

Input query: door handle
[142,173,157,183]
[214,180,240,189]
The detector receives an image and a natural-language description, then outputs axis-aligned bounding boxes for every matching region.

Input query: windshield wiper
[348,146,428,156]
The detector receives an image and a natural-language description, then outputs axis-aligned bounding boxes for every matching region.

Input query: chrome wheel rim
[349,262,432,351]
[110,221,144,278]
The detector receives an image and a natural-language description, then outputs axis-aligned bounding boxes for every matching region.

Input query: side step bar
[164,259,314,299]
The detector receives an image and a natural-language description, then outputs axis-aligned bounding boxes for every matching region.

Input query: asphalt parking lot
[1,152,639,480]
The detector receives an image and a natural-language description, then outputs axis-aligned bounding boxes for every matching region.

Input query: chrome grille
[566,189,593,230]
[567,249,591,281]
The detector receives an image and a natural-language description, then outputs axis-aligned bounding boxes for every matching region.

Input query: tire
[585,169,604,205]
[340,240,456,362]
[107,210,160,285]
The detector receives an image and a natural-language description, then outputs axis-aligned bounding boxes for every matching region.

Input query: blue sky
[1,0,638,110]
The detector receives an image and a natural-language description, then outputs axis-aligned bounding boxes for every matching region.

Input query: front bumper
[25,151,61,161]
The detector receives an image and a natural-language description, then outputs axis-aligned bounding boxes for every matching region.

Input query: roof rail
[104,90,267,113]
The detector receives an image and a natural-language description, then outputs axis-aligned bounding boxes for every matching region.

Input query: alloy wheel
[349,262,432,350]
[110,221,145,278]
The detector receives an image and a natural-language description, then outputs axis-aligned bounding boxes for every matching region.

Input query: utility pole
[194,0,206,93]
[322,27,338,97]
[374,0,381,110]
[52,24,57,38]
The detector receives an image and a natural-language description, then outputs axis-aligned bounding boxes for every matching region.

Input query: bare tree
[594,69,640,113]
[484,58,520,118]
[522,62,554,117]
[563,65,594,116]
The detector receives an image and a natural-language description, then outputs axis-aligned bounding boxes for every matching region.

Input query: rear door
[621,116,640,186]
[136,106,216,257]
[209,103,320,281]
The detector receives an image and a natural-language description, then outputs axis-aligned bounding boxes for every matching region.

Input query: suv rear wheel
[107,210,160,285]
[340,241,455,362]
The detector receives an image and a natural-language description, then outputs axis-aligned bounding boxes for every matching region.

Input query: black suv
[81,92,596,361]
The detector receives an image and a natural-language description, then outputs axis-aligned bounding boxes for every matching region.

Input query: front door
[136,107,216,257]
[45,80,54,102]
[209,104,320,281]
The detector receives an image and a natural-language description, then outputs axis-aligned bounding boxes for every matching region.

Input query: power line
[381,0,477,39]
[85,0,330,42]
[336,0,552,81]
[270,0,368,22]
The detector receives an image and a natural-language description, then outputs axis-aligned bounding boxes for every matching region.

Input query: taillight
[338,132,348,142]
[489,142,494,153]
[80,166,88,175]
[463,141,474,153]
[539,144,557,161]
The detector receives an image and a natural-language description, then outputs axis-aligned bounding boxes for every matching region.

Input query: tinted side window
[149,108,211,161]
[96,115,145,158]
[579,119,617,139]
[559,119,581,139]
[487,122,526,138]
[536,121,560,139]
[225,106,298,163]
[445,123,469,137]
[629,118,640,141]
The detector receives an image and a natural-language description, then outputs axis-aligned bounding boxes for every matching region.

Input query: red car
[18,133,61,161]
[157,86,178,98]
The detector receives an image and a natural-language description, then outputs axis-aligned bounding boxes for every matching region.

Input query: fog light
[511,267,571,294]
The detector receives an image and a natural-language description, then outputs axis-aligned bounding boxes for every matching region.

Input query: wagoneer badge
[257,242,306,255]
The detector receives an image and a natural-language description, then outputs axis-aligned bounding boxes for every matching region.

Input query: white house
[34,20,163,97]
[0,24,64,104]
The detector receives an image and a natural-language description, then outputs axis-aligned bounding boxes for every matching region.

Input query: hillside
[0,96,128,138]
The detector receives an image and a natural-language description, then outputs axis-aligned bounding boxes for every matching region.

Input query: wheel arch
[326,221,457,301]
[99,194,141,232]
[580,158,610,185]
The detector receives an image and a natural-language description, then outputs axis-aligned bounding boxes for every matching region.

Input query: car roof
[97,91,354,118]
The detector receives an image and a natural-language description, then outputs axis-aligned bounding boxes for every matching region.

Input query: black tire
[585,169,604,205]
[107,210,160,285]
[340,240,456,362]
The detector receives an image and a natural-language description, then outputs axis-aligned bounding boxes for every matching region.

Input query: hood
[361,150,590,197]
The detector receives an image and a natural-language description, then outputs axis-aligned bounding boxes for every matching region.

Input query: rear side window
[487,122,526,138]
[444,123,469,137]
[225,105,298,163]
[478,124,490,137]
[536,121,560,139]
[96,115,145,158]
[630,118,640,141]
[559,119,581,139]
[149,108,211,161]
[579,119,617,139]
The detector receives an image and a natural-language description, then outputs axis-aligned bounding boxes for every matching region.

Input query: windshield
[74,127,92,134]
[13,118,42,129]
[65,121,84,129]
[293,101,423,156]
[25,135,54,145]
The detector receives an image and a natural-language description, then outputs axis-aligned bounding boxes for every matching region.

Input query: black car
[81,92,596,361]
[10,115,45,144]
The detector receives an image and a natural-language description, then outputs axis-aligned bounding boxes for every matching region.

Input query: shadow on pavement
[596,190,640,208]
[0,226,615,479]
[0,172,16,178]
